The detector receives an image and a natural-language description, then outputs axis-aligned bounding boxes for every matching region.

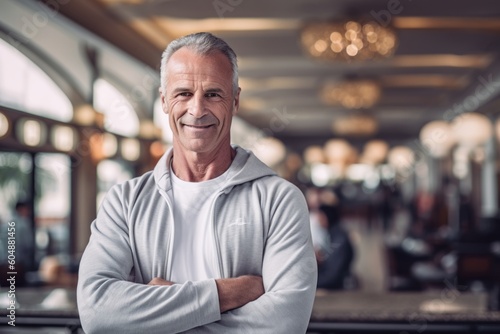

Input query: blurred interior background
[1,0,500,332]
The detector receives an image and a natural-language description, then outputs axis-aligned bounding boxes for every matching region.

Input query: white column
[481,133,498,217]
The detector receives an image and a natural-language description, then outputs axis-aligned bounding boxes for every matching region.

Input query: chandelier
[332,115,378,136]
[320,80,381,109]
[300,20,398,61]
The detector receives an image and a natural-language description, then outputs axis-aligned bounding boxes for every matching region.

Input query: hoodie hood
[153,145,276,194]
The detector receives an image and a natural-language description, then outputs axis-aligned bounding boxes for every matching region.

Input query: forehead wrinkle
[165,48,233,94]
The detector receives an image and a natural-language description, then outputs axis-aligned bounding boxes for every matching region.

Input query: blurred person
[316,198,355,290]
[306,187,331,257]
[0,200,34,286]
[77,32,317,334]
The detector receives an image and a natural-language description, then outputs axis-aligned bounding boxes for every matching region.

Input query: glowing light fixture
[0,112,9,138]
[17,118,46,147]
[419,120,456,158]
[121,138,141,161]
[252,137,286,167]
[74,104,98,126]
[303,145,325,164]
[361,140,389,165]
[150,140,167,160]
[321,80,381,109]
[451,113,492,149]
[51,125,77,152]
[388,146,415,172]
[90,132,118,162]
[301,20,398,62]
[332,115,378,136]
[102,133,118,157]
[139,119,162,140]
[324,139,353,164]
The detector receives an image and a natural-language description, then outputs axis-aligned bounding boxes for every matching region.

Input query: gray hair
[160,32,239,96]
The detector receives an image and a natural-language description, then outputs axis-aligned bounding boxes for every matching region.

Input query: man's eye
[179,92,191,97]
[206,93,220,98]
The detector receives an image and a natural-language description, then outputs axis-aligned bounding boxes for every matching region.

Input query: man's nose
[188,94,207,118]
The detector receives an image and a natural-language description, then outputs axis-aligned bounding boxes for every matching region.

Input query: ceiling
[39,0,500,153]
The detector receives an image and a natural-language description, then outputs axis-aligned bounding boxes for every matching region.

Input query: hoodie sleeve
[186,181,318,334]
[77,184,221,334]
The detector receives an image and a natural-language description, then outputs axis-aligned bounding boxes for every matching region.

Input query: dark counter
[310,289,500,333]
[2,287,500,333]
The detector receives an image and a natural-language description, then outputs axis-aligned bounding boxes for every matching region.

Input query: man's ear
[159,91,168,114]
[233,87,241,115]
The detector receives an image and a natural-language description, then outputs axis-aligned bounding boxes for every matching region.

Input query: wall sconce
[89,132,118,162]
[139,119,162,140]
[51,125,77,152]
[150,140,167,160]
[73,104,105,127]
[121,138,141,161]
[0,112,9,138]
[16,118,47,147]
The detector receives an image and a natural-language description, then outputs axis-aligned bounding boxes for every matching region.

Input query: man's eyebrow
[171,87,191,94]
[205,88,224,94]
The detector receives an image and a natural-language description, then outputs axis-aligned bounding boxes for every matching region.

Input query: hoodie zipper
[212,192,224,278]
[158,188,175,280]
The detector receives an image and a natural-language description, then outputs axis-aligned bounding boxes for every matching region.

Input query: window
[94,78,140,137]
[153,97,173,143]
[0,152,71,285]
[0,38,73,121]
[34,153,71,264]
[97,159,133,209]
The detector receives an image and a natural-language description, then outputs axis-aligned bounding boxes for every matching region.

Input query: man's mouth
[184,124,212,129]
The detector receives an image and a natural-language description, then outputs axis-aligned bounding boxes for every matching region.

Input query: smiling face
[161,47,240,160]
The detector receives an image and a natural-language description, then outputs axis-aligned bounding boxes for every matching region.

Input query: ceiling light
[451,113,492,150]
[324,139,353,163]
[388,146,415,172]
[361,140,389,165]
[332,115,378,136]
[303,146,325,164]
[301,20,398,62]
[321,80,381,109]
[252,137,287,167]
[419,120,456,158]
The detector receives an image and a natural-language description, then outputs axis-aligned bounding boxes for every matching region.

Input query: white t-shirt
[169,164,230,284]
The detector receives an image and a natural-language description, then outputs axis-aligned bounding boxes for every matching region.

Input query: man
[77,32,317,334]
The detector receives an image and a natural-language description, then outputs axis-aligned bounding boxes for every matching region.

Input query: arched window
[0,38,73,122]
[94,78,140,137]
[153,97,173,143]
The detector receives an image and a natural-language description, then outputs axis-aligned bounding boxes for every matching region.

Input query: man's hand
[215,275,264,313]
[147,275,264,313]
[148,277,175,286]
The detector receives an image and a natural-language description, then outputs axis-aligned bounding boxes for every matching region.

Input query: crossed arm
[148,275,264,313]
[77,183,316,334]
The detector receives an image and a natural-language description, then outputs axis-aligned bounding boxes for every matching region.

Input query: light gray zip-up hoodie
[77,146,317,334]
